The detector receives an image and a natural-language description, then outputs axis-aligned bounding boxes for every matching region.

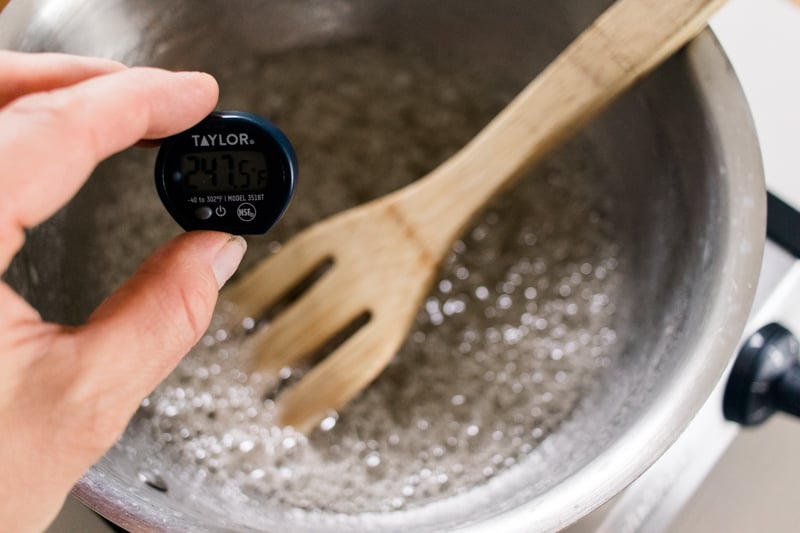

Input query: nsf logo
[237,202,257,222]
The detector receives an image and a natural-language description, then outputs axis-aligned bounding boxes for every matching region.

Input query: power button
[194,206,213,220]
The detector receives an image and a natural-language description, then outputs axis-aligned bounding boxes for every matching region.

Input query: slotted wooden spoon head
[224,194,441,433]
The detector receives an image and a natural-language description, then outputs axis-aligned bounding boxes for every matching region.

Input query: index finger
[0,67,218,269]
[0,51,126,108]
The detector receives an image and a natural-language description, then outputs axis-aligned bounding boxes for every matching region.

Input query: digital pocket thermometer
[155,111,297,235]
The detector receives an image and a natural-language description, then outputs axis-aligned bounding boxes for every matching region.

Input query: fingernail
[212,236,247,288]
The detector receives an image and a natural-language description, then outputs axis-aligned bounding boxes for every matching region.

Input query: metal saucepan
[0,0,764,531]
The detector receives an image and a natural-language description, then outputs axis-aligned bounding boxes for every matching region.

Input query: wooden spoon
[224,0,727,433]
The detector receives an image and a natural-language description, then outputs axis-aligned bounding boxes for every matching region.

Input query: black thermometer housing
[155,110,297,235]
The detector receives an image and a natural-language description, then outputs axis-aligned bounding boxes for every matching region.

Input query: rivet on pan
[137,471,168,492]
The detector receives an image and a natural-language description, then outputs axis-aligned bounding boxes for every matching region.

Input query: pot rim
[0,1,765,528]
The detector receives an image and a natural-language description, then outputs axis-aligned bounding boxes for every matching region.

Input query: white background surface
[44,0,800,531]
[712,0,800,210]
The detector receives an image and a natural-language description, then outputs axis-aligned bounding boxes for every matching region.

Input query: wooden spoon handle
[392,0,727,256]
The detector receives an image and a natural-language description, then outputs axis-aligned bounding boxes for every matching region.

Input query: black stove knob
[724,323,800,426]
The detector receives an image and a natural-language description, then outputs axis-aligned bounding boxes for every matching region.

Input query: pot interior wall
[2,0,730,531]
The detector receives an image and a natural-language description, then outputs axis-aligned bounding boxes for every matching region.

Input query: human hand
[0,52,247,532]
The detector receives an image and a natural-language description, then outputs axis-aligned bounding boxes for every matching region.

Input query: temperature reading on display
[181,151,268,192]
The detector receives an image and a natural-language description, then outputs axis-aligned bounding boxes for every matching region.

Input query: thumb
[72,231,246,421]
[3,231,246,531]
